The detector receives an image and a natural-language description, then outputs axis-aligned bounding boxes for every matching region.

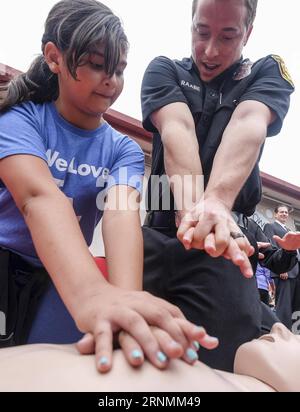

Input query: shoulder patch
[271,55,295,88]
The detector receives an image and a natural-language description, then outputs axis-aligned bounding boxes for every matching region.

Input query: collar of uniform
[175,56,243,82]
[175,57,194,71]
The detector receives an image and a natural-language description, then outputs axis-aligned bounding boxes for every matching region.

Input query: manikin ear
[44,42,63,75]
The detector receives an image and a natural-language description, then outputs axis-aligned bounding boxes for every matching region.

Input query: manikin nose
[271,322,291,339]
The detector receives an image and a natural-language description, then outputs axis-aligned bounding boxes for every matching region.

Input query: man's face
[275,207,289,225]
[191,0,253,82]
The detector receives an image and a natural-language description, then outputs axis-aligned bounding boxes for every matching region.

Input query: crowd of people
[0,0,299,391]
[259,206,300,330]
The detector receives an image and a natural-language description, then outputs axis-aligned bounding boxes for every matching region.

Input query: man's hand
[257,242,271,260]
[177,197,254,278]
[273,232,300,251]
[280,272,289,281]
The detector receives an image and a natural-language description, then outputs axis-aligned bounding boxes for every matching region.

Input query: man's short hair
[192,0,258,28]
[274,205,289,214]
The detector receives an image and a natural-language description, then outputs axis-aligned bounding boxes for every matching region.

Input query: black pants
[260,301,280,335]
[0,248,49,347]
[274,275,300,330]
[143,226,261,372]
[258,289,270,306]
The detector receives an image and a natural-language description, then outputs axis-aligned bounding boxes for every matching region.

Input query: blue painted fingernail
[186,348,199,362]
[193,341,200,351]
[99,357,109,367]
[157,351,167,363]
[131,350,143,360]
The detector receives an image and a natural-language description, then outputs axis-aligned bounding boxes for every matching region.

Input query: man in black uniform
[141,0,294,372]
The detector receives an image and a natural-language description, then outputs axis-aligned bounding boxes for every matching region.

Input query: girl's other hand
[75,284,217,372]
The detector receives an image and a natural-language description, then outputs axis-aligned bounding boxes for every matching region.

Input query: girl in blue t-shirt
[0,0,217,372]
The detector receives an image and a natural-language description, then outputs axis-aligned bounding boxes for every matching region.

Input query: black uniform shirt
[141,55,294,216]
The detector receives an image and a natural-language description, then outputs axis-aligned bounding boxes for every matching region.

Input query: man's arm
[151,102,254,277]
[261,247,297,275]
[263,224,294,279]
[179,100,274,276]
[253,221,297,274]
[151,102,204,214]
[273,232,300,251]
[204,100,275,210]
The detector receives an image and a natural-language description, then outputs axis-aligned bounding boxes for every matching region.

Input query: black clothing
[259,289,270,306]
[273,277,300,329]
[143,226,261,372]
[263,222,300,329]
[142,55,294,216]
[260,302,280,335]
[0,248,49,348]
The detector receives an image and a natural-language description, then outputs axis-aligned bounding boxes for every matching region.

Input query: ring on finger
[230,231,245,240]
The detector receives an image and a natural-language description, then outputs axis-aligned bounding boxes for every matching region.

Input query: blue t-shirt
[0,101,144,266]
[256,263,272,291]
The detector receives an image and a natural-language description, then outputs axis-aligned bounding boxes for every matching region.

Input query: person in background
[264,206,300,329]
[256,263,274,306]
[274,232,300,251]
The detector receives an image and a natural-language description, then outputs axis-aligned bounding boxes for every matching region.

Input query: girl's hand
[77,320,219,371]
[75,284,214,373]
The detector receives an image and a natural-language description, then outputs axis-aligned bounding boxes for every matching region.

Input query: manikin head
[234,323,300,392]
[191,0,257,82]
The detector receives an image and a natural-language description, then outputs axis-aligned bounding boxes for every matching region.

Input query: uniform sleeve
[0,103,47,188]
[106,137,145,195]
[239,55,295,137]
[262,247,297,274]
[141,56,188,133]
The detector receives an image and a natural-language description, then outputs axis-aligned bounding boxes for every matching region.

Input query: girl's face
[54,45,127,130]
